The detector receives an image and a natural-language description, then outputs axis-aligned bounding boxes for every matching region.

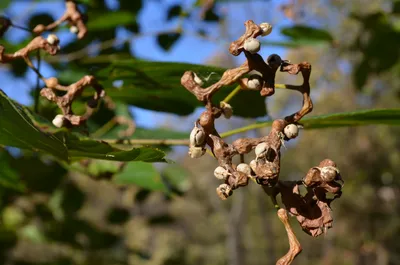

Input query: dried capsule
[216,183,232,200]
[283,124,299,139]
[247,75,263,90]
[189,123,206,147]
[259,22,273,36]
[220,102,233,119]
[320,166,340,182]
[188,146,206,158]
[46,34,60,45]
[193,72,204,86]
[255,142,268,160]
[214,166,231,180]
[70,25,79,34]
[52,114,64,128]
[45,77,58,89]
[243,37,261,54]
[236,163,252,176]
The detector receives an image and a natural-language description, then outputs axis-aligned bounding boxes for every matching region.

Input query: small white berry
[243,38,261,54]
[69,25,79,34]
[188,146,206,158]
[220,102,233,119]
[216,183,232,200]
[46,34,59,45]
[236,163,252,176]
[193,73,204,86]
[259,22,273,36]
[283,124,299,139]
[247,75,263,90]
[214,166,231,180]
[255,142,268,160]
[189,123,206,147]
[52,114,64,128]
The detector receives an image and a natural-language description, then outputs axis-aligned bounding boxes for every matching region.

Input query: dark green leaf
[0,90,68,160]
[94,60,267,117]
[0,149,24,191]
[167,5,182,20]
[203,8,220,22]
[281,25,333,43]
[157,33,181,51]
[86,11,135,30]
[162,164,191,193]
[28,13,54,30]
[113,162,167,191]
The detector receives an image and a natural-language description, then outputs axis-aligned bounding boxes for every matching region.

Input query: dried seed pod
[259,22,273,36]
[46,34,59,45]
[69,25,79,34]
[320,166,339,182]
[214,166,231,180]
[188,146,206,158]
[216,183,232,200]
[243,37,261,54]
[236,163,252,176]
[189,123,206,147]
[52,114,64,128]
[247,75,263,90]
[220,102,233,119]
[193,72,204,86]
[255,142,268,159]
[45,77,59,89]
[284,124,299,139]
[33,24,46,34]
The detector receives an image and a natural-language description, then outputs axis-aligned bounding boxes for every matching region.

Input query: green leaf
[157,33,182,51]
[113,162,167,191]
[281,25,333,43]
[0,149,25,191]
[162,164,191,193]
[87,11,135,30]
[221,109,400,137]
[0,91,168,163]
[301,109,400,129]
[94,60,267,117]
[66,134,167,162]
[0,90,68,160]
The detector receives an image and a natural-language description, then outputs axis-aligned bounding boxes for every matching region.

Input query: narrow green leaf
[87,11,135,30]
[0,90,68,160]
[113,162,167,191]
[281,25,333,43]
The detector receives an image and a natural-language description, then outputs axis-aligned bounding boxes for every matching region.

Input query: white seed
[69,25,79,34]
[247,75,263,90]
[236,163,252,176]
[249,160,257,173]
[193,73,204,86]
[255,142,268,159]
[189,124,206,146]
[283,124,299,139]
[188,146,206,158]
[243,37,261,54]
[52,114,64,128]
[214,166,231,180]
[46,34,59,45]
[220,102,233,119]
[320,166,339,182]
[259,22,273,36]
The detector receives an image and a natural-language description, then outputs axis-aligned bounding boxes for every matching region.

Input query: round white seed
[188,146,206,158]
[189,124,206,147]
[243,38,261,54]
[70,25,79,34]
[46,34,59,45]
[259,22,273,36]
[236,163,252,176]
[283,124,299,139]
[255,142,268,159]
[214,166,230,180]
[247,75,263,90]
[52,114,64,128]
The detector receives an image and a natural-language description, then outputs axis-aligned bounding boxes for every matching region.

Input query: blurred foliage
[0,0,399,265]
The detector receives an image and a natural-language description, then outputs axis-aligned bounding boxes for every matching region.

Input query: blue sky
[0,0,293,128]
